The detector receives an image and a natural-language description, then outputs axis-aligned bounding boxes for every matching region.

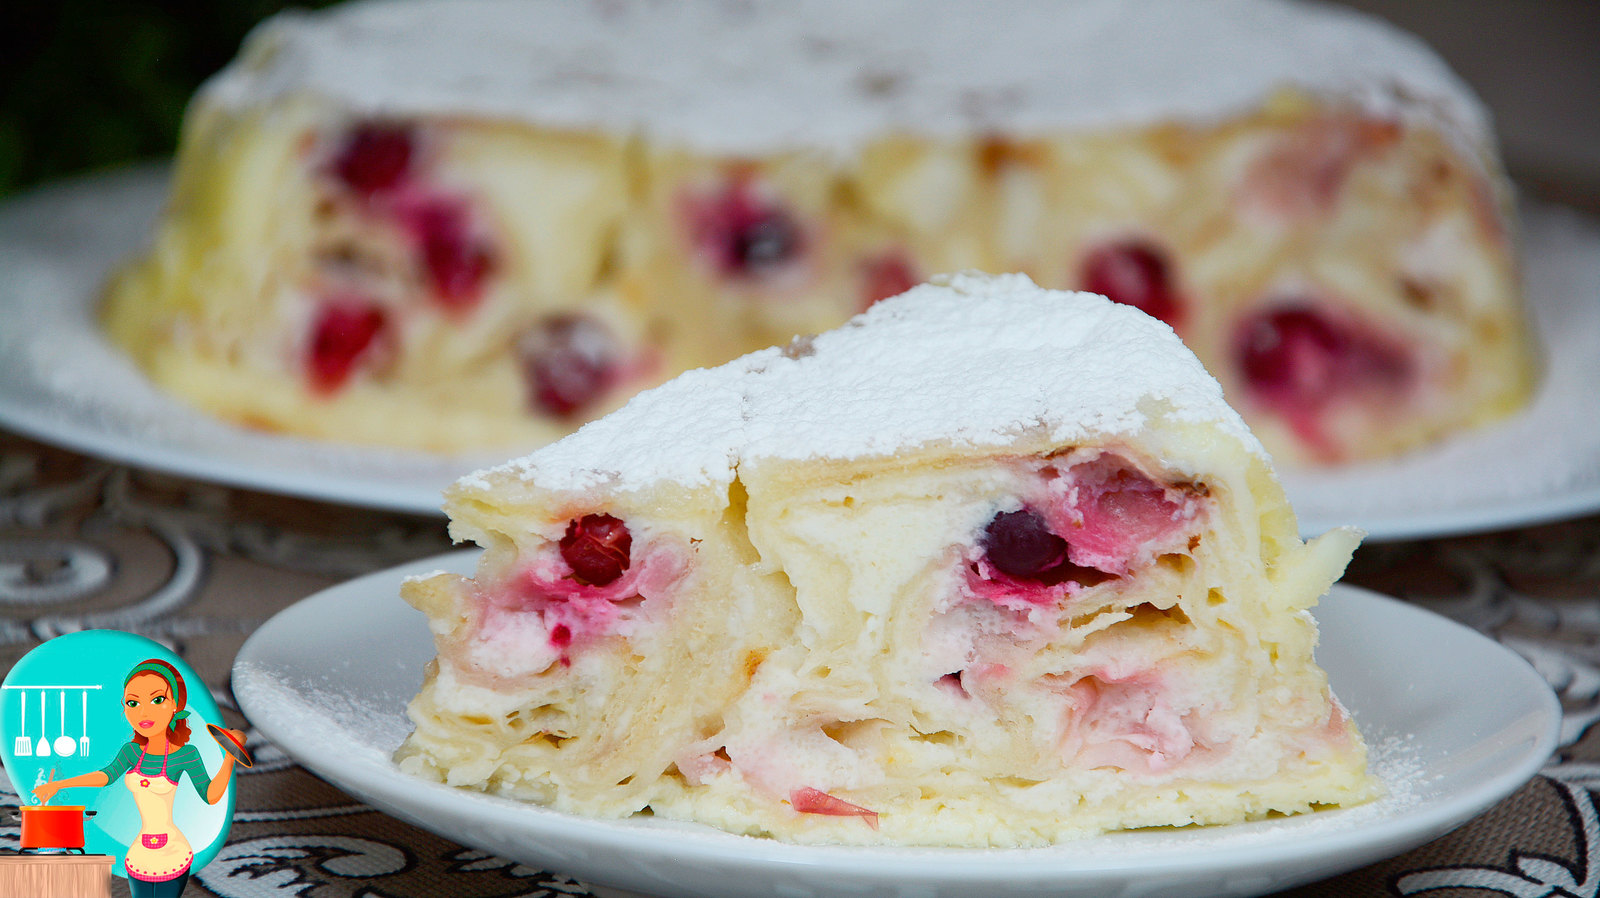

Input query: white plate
[2,168,1598,536]
[234,550,1559,898]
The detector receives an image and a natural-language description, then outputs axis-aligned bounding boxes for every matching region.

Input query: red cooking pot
[17,804,96,852]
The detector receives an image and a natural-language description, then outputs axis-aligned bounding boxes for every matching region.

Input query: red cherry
[559,513,632,586]
[330,123,414,198]
[517,314,621,418]
[412,201,495,309]
[1081,240,1182,327]
[732,214,801,272]
[685,176,806,280]
[981,509,1069,582]
[307,299,388,394]
[1234,304,1410,410]
[860,253,919,309]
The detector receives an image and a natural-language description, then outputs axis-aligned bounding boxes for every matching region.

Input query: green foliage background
[0,2,336,199]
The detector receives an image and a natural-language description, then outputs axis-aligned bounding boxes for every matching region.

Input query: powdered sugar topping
[471,273,1259,494]
[200,0,1493,157]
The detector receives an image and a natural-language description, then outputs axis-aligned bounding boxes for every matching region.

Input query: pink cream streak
[1041,465,1201,576]
[1237,113,1400,224]
[951,460,1214,775]
[965,459,1202,613]
[1058,672,1357,778]
[1057,668,1208,775]
[472,541,689,666]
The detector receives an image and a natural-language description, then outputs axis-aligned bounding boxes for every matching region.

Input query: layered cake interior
[102,0,1537,463]
[396,273,1378,846]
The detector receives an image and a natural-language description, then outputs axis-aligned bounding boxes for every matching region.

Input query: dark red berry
[307,299,388,393]
[517,314,620,418]
[559,513,632,586]
[1234,304,1410,410]
[1081,240,1182,327]
[860,253,918,309]
[686,176,806,279]
[982,509,1069,581]
[413,201,495,309]
[331,123,414,197]
[733,214,800,272]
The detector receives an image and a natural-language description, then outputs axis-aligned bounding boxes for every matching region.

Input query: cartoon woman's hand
[31,781,61,805]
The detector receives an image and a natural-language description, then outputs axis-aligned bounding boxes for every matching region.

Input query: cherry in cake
[405,198,496,310]
[329,122,415,199]
[980,508,1069,583]
[559,513,632,586]
[858,252,920,310]
[307,298,390,393]
[682,173,809,283]
[1079,240,1183,328]
[1233,303,1414,458]
[517,314,628,419]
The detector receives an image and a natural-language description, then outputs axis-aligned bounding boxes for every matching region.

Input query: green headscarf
[124,660,190,730]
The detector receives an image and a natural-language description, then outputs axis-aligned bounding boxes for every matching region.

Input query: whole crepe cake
[102,0,1536,464]
[395,273,1378,847]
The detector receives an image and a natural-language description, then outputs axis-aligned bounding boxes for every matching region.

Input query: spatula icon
[34,691,50,758]
[14,690,30,757]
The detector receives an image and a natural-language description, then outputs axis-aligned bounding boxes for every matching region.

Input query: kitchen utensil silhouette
[52,692,74,757]
[34,691,49,758]
[15,690,31,757]
[79,692,89,756]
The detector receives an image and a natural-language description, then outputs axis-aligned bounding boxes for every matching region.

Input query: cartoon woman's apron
[120,749,194,883]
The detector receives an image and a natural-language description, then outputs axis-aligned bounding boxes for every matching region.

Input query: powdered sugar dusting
[478,273,1258,494]
[235,660,415,764]
[200,0,1492,157]
[463,364,751,493]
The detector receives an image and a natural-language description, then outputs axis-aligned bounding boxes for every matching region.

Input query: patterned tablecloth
[1,427,1596,898]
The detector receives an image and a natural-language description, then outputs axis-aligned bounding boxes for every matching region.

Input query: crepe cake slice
[395,271,1377,846]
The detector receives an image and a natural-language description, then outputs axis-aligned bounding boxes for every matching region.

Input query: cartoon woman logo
[31,658,248,898]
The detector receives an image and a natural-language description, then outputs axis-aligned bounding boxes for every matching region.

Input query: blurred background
[0,0,1596,210]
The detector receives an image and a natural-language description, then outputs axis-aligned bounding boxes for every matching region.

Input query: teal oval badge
[1,631,241,884]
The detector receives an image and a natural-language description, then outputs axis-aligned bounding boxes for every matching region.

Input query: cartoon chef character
[33,658,246,898]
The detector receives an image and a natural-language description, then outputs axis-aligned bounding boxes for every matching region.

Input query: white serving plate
[234,550,1560,898]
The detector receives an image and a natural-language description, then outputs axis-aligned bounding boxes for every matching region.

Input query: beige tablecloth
[1,429,1594,898]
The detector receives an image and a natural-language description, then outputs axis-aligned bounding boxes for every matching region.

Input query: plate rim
[233,549,1562,895]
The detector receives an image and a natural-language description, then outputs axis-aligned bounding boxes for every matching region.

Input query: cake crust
[397,274,1378,846]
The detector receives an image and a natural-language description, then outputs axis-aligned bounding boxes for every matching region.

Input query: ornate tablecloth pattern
[1,429,1594,898]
